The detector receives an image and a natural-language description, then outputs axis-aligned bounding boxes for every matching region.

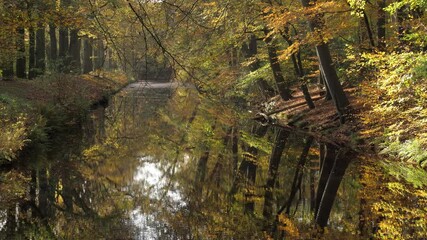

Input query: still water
[0,82,425,239]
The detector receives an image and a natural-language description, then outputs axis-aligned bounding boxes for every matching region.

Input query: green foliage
[385,0,427,14]
[0,94,31,162]
[240,130,273,155]
[382,161,427,188]
[359,52,427,166]
[381,139,427,167]
[236,64,273,92]
[346,0,367,16]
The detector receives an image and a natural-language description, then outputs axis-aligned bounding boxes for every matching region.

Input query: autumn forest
[0,0,427,239]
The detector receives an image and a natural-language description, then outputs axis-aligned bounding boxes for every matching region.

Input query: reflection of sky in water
[132,156,183,238]
[134,156,182,201]
[0,210,6,232]
[131,209,157,240]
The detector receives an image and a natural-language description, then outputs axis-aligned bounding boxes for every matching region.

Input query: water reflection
[1,81,361,239]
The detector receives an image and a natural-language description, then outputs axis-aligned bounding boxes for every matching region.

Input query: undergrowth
[354,51,427,168]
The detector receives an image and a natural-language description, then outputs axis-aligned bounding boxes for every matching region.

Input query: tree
[377,0,386,50]
[300,0,350,117]
[263,27,294,100]
[35,26,46,76]
[281,26,315,109]
[69,28,81,72]
[263,129,289,222]
[29,28,37,79]
[241,35,276,99]
[49,24,58,62]
[58,0,70,71]
[83,37,93,74]
[16,28,26,78]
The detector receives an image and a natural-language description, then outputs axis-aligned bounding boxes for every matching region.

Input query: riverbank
[257,86,368,150]
[262,52,427,169]
[0,72,130,164]
[259,78,427,238]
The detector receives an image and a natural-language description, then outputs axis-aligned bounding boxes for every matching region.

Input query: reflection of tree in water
[0,86,173,239]
[0,128,141,239]
[1,86,361,239]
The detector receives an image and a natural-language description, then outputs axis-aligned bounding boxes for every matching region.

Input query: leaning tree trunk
[263,28,293,100]
[271,136,313,236]
[284,136,313,215]
[315,150,351,228]
[300,0,349,116]
[282,29,315,109]
[315,143,336,217]
[319,66,332,100]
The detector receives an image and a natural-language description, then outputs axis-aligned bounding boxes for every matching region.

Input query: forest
[0,0,427,239]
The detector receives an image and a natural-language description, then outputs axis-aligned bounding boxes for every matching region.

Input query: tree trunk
[95,39,105,70]
[310,158,316,211]
[284,137,313,215]
[35,26,46,76]
[262,129,289,221]
[242,35,276,98]
[232,127,239,176]
[83,37,93,74]
[319,66,332,100]
[377,0,386,50]
[362,11,375,48]
[5,208,16,238]
[58,0,70,63]
[263,28,293,100]
[316,44,349,113]
[69,28,81,72]
[282,29,315,109]
[2,61,14,80]
[29,27,36,79]
[58,27,68,59]
[397,7,406,43]
[16,28,26,78]
[107,48,117,70]
[38,168,49,217]
[315,144,335,217]
[49,24,57,62]
[300,0,349,115]
[315,151,351,227]
[230,124,269,212]
[195,151,210,195]
[272,136,313,235]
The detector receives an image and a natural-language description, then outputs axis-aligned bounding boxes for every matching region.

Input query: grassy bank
[0,72,130,164]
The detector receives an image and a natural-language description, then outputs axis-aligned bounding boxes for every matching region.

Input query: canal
[0,81,426,239]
